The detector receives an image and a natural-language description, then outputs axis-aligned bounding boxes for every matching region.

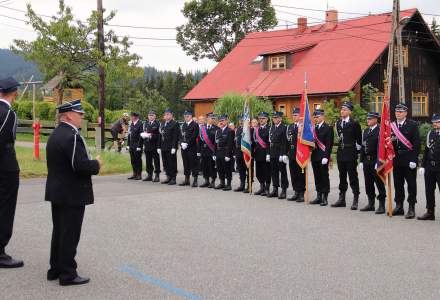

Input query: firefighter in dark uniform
[158,109,180,185]
[268,111,288,199]
[310,109,334,206]
[139,110,161,182]
[45,100,102,286]
[198,113,218,188]
[287,108,305,202]
[332,102,363,210]
[234,116,254,193]
[0,77,23,269]
[418,113,440,221]
[253,112,271,196]
[359,112,386,214]
[391,103,420,219]
[127,112,143,180]
[214,115,234,191]
[179,110,199,187]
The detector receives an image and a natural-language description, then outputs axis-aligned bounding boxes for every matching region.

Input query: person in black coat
[158,109,180,185]
[198,113,218,188]
[139,110,161,182]
[45,100,102,286]
[127,112,143,180]
[391,103,420,219]
[287,108,305,202]
[179,110,199,187]
[0,77,23,269]
[331,102,362,210]
[108,113,128,152]
[358,112,386,214]
[234,116,254,193]
[214,115,234,191]
[418,113,440,221]
[253,112,271,196]
[309,109,334,206]
[268,111,288,199]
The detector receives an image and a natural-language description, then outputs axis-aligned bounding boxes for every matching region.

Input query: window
[313,103,322,110]
[270,55,286,70]
[369,93,383,112]
[412,92,429,117]
[394,45,409,68]
[278,104,286,115]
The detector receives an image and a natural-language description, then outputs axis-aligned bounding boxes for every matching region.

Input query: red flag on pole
[296,89,315,169]
[376,96,395,182]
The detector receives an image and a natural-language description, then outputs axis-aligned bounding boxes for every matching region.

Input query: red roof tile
[184,8,418,100]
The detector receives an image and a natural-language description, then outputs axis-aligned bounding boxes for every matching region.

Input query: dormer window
[252,55,264,64]
[270,55,286,70]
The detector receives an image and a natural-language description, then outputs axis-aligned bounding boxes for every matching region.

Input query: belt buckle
[431,161,436,167]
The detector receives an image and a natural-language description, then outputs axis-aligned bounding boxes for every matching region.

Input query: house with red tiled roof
[184,8,440,121]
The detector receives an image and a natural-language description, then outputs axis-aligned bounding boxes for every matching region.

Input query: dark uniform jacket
[335,117,362,162]
[159,119,180,151]
[287,123,299,161]
[198,124,218,157]
[311,122,334,162]
[360,125,379,164]
[0,101,19,172]
[422,130,440,172]
[391,119,420,167]
[139,119,160,151]
[253,125,270,162]
[214,126,234,159]
[180,120,199,150]
[45,122,100,206]
[127,120,143,149]
[235,126,254,157]
[269,123,287,159]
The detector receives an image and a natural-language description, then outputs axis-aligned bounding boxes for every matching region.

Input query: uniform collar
[0,99,11,108]
[397,118,406,126]
[186,120,193,125]
[342,116,350,123]
[369,124,378,131]
[317,121,324,128]
[61,121,79,133]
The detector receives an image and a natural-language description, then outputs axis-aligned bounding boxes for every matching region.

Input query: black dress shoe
[47,270,59,281]
[278,189,286,199]
[143,175,153,182]
[200,179,210,188]
[0,254,24,268]
[254,185,264,195]
[168,178,176,185]
[59,276,90,286]
[192,177,198,187]
[134,175,142,180]
[392,203,404,216]
[127,175,136,180]
[161,177,171,184]
[267,188,278,198]
[417,209,435,220]
[375,203,385,214]
[153,174,160,182]
[309,193,322,205]
[320,194,328,206]
[287,191,299,201]
[405,204,416,219]
[296,192,305,203]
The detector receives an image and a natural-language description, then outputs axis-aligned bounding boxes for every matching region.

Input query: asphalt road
[2,166,440,300]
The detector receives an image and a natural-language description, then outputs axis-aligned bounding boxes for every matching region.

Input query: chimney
[297,17,307,33]
[325,9,338,25]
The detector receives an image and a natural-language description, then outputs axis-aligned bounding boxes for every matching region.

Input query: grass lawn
[17,146,132,179]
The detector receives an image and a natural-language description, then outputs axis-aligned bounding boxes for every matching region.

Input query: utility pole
[97,0,106,150]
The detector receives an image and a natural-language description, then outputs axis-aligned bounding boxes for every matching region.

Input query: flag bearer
[287,108,305,202]
[268,111,288,199]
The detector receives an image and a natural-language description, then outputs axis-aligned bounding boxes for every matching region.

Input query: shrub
[419,122,431,151]
[35,102,56,120]
[16,101,33,120]
[81,101,95,122]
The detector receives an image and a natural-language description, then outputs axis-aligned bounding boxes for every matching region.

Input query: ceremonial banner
[377,96,395,182]
[241,97,252,168]
[296,89,315,169]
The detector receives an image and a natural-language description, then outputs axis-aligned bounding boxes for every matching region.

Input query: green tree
[125,88,171,118]
[431,18,440,40]
[361,83,380,110]
[214,93,273,123]
[177,0,277,62]
[12,0,139,105]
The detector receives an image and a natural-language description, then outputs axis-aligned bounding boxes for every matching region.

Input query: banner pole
[387,172,393,217]
[305,165,309,203]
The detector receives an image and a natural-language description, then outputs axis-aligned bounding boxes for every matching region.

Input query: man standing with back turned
[45,100,102,286]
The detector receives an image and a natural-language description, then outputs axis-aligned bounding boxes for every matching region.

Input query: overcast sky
[0,0,437,73]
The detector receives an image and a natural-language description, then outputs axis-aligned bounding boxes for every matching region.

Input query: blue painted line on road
[119,265,203,300]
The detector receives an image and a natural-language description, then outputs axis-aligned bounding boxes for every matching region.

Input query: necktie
[342,121,346,128]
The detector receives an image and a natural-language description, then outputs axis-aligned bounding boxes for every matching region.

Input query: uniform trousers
[311,161,330,194]
[129,149,142,175]
[0,172,19,254]
[289,160,305,192]
[255,160,271,186]
[144,149,161,175]
[424,169,440,209]
[393,165,417,204]
[182,149,198,177]
[337,160,360,195]
[271,158,288,189]
[162,150,177,178]
[363,160,386,201]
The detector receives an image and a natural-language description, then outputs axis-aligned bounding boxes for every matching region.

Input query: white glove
[409,162,417,169]
[181,143,188,150]
[266,154,270,162]
[171,148,176,155]
[136,147,142,152]
[157,149,161,154]
[225,156,231,162]
[358,162,363,170]
[356,143,362,151]
[126,146,130,150]
[140,132,148,139]
[278,156,283,162]
[418,168,425,176]
[197,153,201,157]
[212,156,216,161]
[282,155,289,164]
[321,158,328,165]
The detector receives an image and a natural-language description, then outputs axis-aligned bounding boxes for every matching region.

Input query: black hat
[206,112,216,118]
[57,99,85,114]
[218,114,228,121]
[258,112,269,118]
[313,109,324,117]
[237,114,243,120]
[183,110,193,116]
[148,110,156,115]
[0,77,20,94]
[341,102,354,111]
[130,112,140,117]
[367,112,380,119]
[432,113,440,123]
[272,111,283,118]
[395,103,408,112]
[164,108,173,114]
[292,107,300,115]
